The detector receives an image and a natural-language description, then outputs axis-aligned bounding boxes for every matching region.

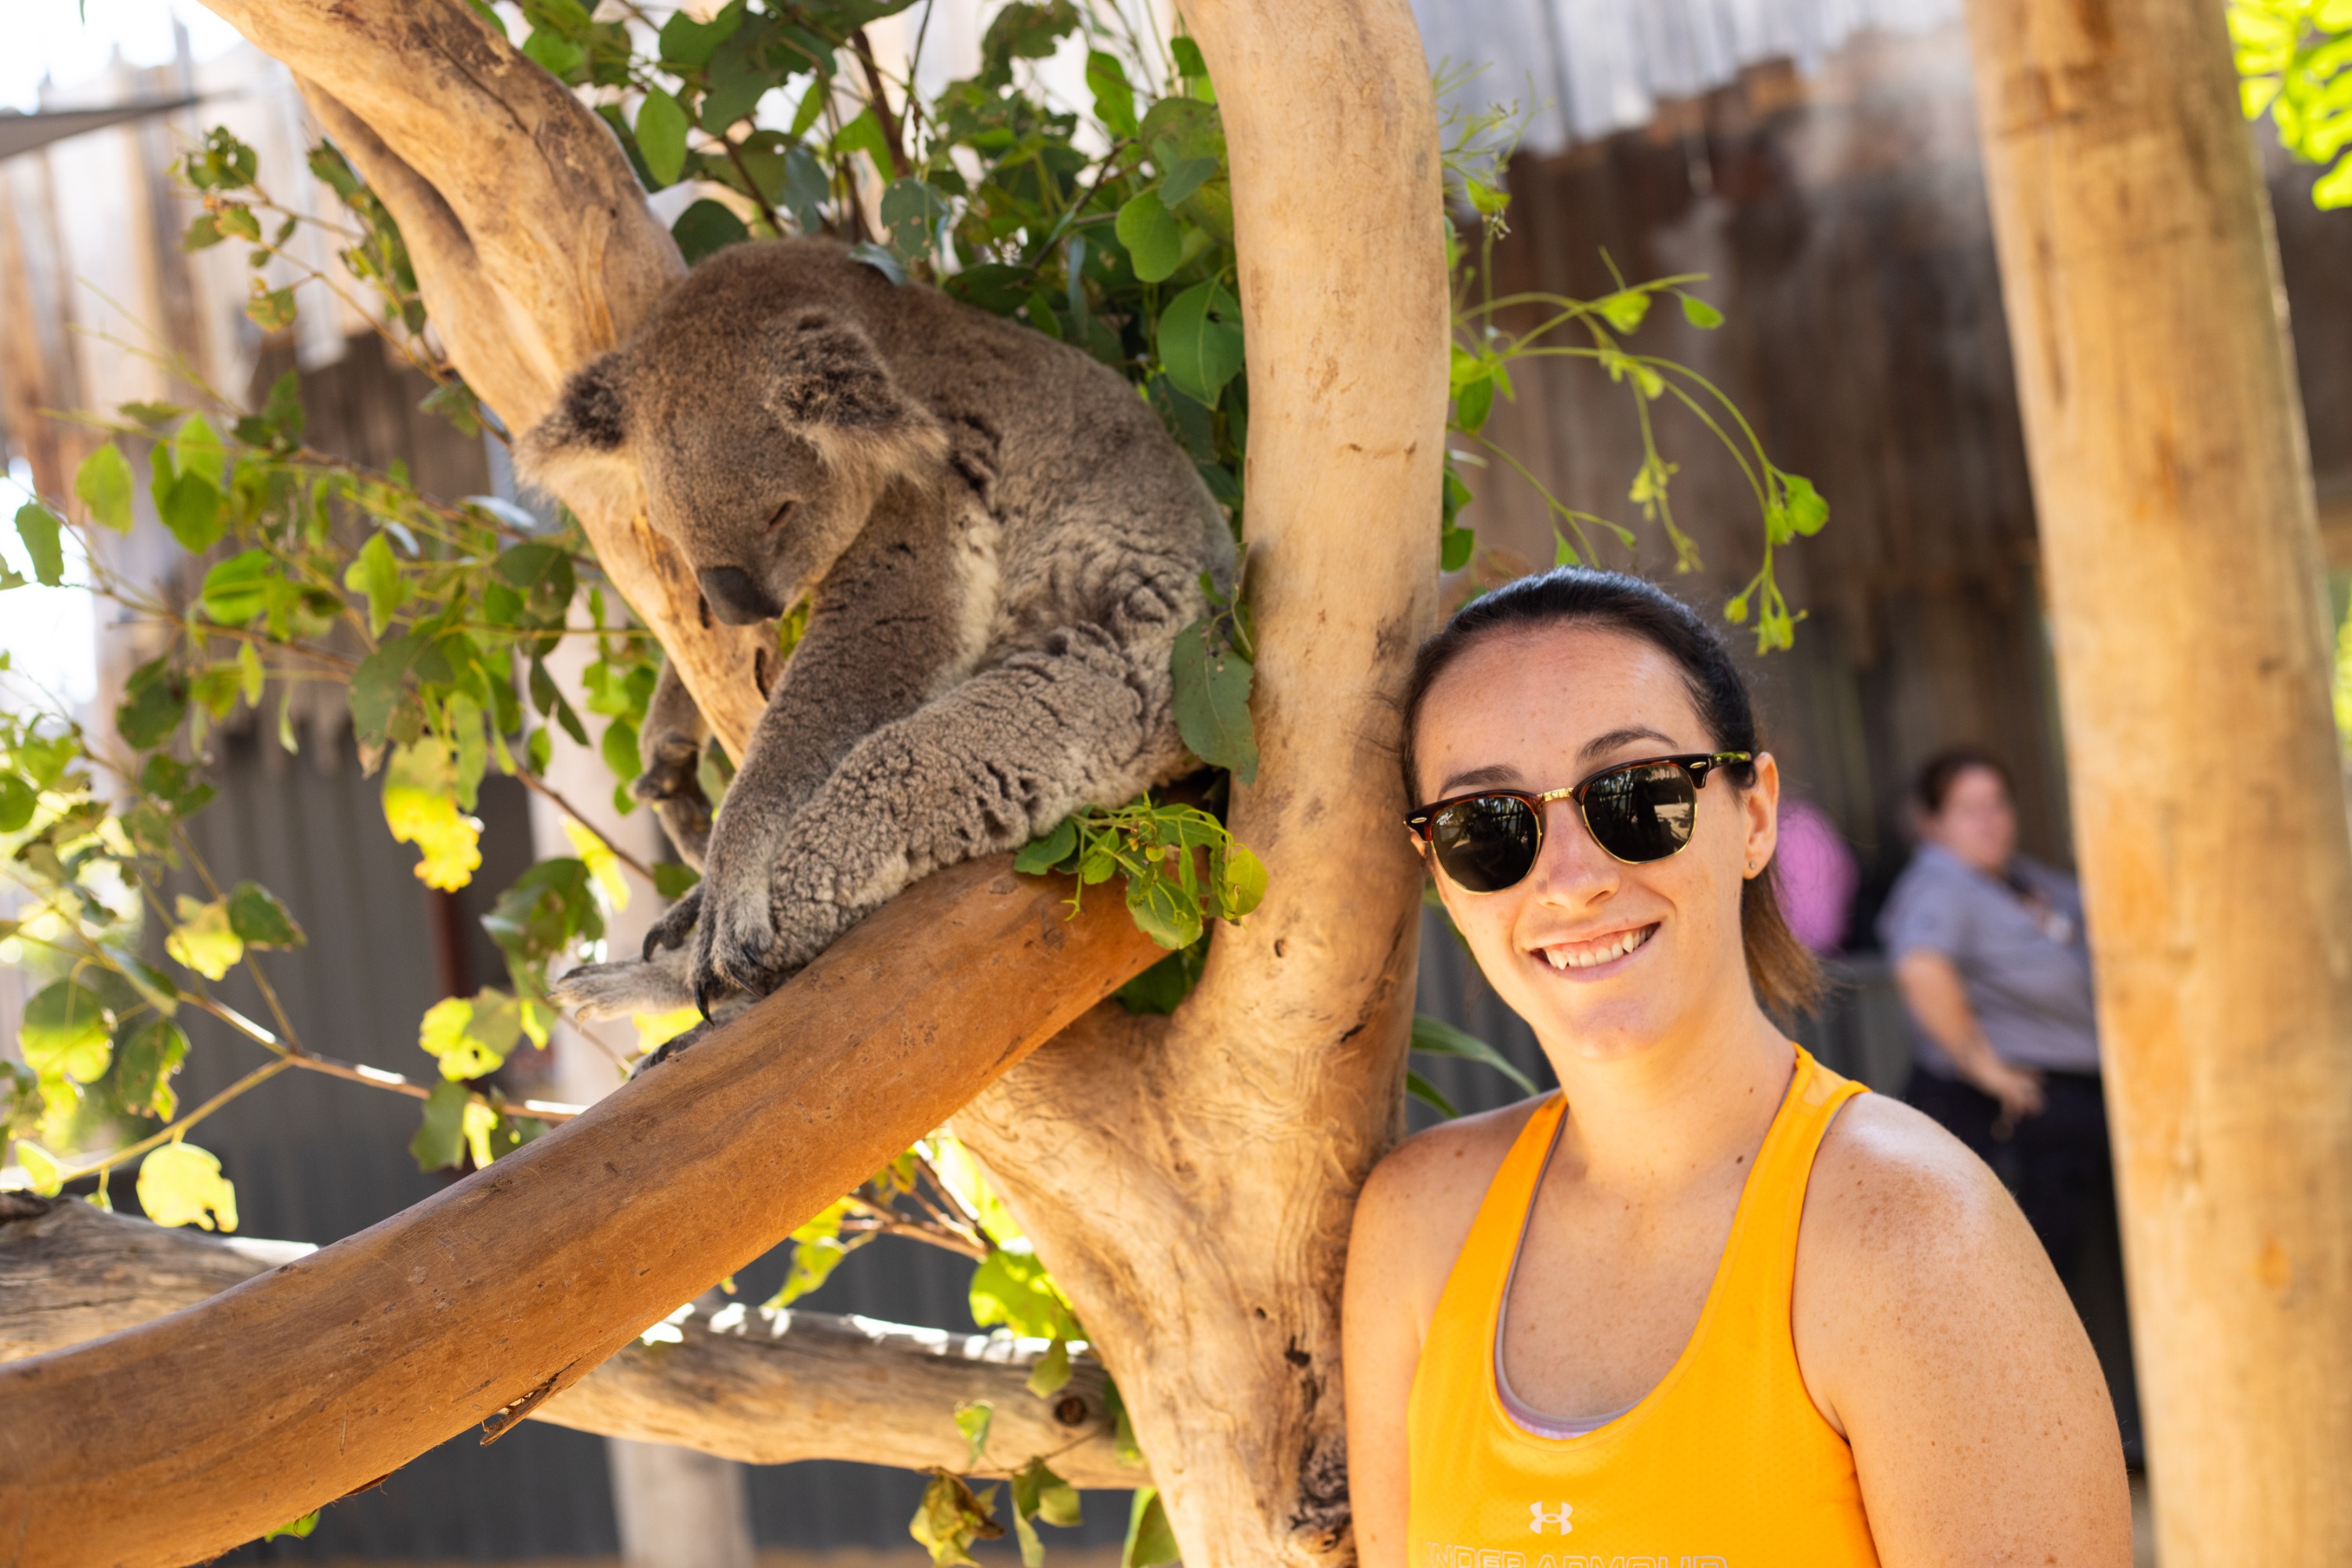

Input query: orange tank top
[1406,1047,1879,1568]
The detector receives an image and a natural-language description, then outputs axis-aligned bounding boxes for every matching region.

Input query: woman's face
[1925,765,2016,874]
[1412,624,1779,1064]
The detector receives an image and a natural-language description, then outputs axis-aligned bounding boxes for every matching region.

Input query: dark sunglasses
[1405,752,1753,891]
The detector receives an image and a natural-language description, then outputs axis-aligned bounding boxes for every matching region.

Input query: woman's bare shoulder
[1803,1090,2022,1264]
[1352,1096,1549,1301]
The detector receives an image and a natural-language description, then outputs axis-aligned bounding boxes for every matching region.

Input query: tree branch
[0,1194,1142,1490]
[0,857,1164,1563]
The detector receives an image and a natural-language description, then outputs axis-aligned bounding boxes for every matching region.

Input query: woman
[1344,570,2126,1567]
[1880,749,2109,1273]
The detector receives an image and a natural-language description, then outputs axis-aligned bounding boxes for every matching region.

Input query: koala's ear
[764,310,947,474]
[515,351,641,514]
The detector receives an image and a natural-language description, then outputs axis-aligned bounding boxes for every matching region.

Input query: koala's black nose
[697,567,782,625]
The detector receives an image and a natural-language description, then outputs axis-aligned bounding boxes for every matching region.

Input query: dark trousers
[1905,1067,2112,1274]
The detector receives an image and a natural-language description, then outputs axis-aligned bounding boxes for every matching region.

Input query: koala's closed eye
[768,499,797,531]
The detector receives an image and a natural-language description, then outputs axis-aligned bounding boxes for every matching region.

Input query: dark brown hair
[1399,567,1824,1020]
[1914,746,2013,818]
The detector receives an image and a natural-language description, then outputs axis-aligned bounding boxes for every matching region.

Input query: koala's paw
[642,885,703,960]
[550,946,695,1022]
[634,739,713,868]
[691,875,789,999]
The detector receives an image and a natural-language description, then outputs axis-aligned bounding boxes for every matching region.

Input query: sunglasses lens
[1584,763,1698,862]
[1428,795,1542,892]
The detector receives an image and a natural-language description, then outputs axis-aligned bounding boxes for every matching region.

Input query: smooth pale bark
[956,5,1447,1565]
[0,860,1163,1562]
[0,1193,1138,1487]
[1961,1,2352,1560]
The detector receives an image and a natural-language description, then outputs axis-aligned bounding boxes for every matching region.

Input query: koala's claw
[643,886,702,960]
[633,1019,716,1074]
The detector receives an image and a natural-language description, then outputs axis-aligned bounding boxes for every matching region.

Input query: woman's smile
[1529,920,1661,974]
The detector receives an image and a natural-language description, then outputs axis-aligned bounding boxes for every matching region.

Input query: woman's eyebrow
[1436,764,1523,796]
[1577,725,1677,764]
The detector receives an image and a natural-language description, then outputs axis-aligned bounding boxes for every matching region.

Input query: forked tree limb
[0,858,1164,1563]
[955,4,1449,1565]
[0,1195,1142,1489]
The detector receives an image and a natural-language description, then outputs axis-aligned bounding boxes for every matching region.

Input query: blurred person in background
[1879,747,2107,1274]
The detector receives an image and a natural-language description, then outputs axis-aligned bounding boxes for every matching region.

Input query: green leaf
[13,1141,65,1198]
[263,1512,319,1542]
[1086,50,1138,136]
[20,981,113,1083]
[116,1017,191,1120]
[226,880,305,949]
[637,87,691,187]
[1595,289,1650,333]
[672,198,750,264]
[410,1079,472,1172]
[245,284,297,333]
[953,1399,993,1468]
[1454,371,1495,435]
[1115,191,1184,282]
[1210,842,1267,920]
[659,0,742,67]
[348,633,452,750]
[1155,150,1216,209]
[213,204,262,244]
[522,25,585,78]
[1778,470,1828,535]
[1122,1488,1179,1568]
[654,862,702,900]
[1170,615,1258,782]
[1440,523,1475,572]
[1679,291,1726,328]
[181,212,224,251]
[880,178,950,258]
[1410,1013,1538,1095]
[343,531,411,635]
[74,444,134,534]
[154,463,223,553]
[835,106,893,169]
[780,146,829,234]
[13,503,64,586]
[1014,815,1079,874]
[166,893,245,981]
[910,1469,1004,1568]
[137,1142,238,1231]
[198,549,273,624]
[0,775,34,833]
[116,659,187,749]
[1025,1337,1073,1399]
[1406,1069,1460,1119]
[1124,867,1203,949]
[969,1244,1077,1341]
[1156,280,1244,406]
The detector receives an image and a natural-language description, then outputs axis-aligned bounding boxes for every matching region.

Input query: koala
[521,238,1232,1022]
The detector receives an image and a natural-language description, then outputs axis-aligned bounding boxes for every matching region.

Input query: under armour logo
[1527,1502,1573,1534]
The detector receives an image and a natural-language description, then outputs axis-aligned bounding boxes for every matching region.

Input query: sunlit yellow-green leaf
[138,1142,238,1231]
[383,739,482,891]
[563,815,630,911]
[165,893,245,981]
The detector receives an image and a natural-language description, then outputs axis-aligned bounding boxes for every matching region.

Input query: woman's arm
[1343,1154,1425,1568]
[1795,1094,2131,1567]
[1893,949,2046,1123]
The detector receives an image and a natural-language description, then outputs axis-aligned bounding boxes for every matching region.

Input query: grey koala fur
[520,238,1232,1020]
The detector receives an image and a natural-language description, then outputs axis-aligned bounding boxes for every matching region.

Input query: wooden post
[1960,1,2352,1559]
[0,859,1161,1565]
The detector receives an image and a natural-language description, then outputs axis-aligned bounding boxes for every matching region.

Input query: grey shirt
[1877,843,2102,1076]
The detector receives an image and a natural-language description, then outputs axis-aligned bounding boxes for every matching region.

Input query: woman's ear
[1744,752,1783,878]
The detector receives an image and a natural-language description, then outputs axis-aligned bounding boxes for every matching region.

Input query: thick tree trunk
[956,5,1447,1566]
[0,1195,1139,1488]
[0,861,1160,1562]
[1961,1,2352,1560]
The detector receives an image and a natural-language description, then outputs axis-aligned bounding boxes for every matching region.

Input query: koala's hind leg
[633,660,715,869]
[692,626,1178,993]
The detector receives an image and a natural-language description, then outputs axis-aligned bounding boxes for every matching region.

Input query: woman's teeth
[1540,926,1654,971]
